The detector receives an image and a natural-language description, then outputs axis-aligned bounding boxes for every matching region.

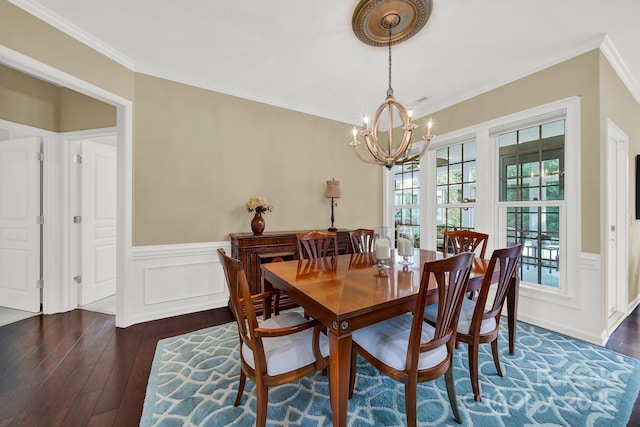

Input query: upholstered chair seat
[425,298,496,335]
[241,311,330,376]
[352,313,448,371]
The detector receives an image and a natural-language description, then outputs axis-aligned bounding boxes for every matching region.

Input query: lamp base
[328,226,337,232]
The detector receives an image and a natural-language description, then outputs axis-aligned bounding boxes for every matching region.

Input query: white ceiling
[9,0,640,128]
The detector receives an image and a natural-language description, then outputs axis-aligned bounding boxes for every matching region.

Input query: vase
[251,213,265,235]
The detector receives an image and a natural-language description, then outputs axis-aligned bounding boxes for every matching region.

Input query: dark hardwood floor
[0,305,638,426]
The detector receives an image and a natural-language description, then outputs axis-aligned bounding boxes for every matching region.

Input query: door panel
[80,140,117,305]
[0,137,41,312]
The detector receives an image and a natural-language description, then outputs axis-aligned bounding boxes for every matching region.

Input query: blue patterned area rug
[140,319,640,426]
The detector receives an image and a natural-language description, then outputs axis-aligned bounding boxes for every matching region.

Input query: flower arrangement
[246,196,273,215]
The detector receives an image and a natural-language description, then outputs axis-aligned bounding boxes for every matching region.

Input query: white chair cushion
[351,313,448,372]
[241,311,329,376]
[424,299,496,335]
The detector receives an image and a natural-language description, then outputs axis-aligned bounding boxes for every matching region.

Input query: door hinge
[37,152,44,162]
[36,215,44,225]
[73,216,82,224]
[36,279,44,289]
[73,276,82,284]
[74,154,82,164]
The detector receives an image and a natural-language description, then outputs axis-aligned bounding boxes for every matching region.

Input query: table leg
[507,276,520,354]
[329,329,351,427]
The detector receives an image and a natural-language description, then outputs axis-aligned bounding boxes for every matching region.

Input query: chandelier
[349,0,434,170]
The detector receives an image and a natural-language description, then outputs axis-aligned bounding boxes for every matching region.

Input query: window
[435,140,477,250]
[393,159,420,247]
[499,120,564,288]
[405,97,580,303]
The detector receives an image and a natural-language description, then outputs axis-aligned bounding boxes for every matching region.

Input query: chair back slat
[443,230,489,258]
[349,228,374,254]
[473,244,523,329]
[410,252,474,358]
[297,231,338,259]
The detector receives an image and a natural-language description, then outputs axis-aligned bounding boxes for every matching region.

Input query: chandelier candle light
[373,226,392,270]
[350,0,435,169]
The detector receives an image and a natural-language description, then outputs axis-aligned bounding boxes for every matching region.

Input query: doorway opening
[1,45,133,327]
[605,119,629,333]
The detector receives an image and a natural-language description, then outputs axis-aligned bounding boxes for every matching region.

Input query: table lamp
[325,179,341,232]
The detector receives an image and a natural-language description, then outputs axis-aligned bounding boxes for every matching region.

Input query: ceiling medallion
[352,0,432,47]
[349,0,435,170]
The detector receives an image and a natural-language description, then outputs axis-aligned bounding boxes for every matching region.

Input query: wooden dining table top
[261,249,492,325]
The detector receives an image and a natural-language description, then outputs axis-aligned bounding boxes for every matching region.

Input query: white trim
[600,36,640,105]
[382,168,394,231]
[518,252,602,345]
[129,242,231,326]
[7,0,136,70]
[417,35,604,119]
[0,44,134,327]
[604,119,630,332]
[132,241,228,260]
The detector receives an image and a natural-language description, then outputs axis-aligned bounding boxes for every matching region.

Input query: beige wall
[0,1,134,101]
[0,64,116,132]
[423,50,602,253]
[599,52,640,300]
[58,87,117,132]
[0,63,58,131]
[132,74,381,244]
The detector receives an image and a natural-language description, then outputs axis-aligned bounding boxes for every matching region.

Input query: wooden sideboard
[229,229,353,312]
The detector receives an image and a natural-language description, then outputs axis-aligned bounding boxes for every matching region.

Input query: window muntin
[499,119,564,288]
[394,159,420,247]
[435,140,477,249]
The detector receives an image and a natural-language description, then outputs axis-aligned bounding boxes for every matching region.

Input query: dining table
[261,249,519,427]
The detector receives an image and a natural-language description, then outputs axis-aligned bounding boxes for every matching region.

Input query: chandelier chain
[387,25,392,92]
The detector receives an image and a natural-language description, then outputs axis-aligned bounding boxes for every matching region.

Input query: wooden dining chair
[348,228,374,253]
[217,249,329,427]
[349,252,475,426]
[425,243,523,402]
[296,230,338,259]
[443,230,489,258]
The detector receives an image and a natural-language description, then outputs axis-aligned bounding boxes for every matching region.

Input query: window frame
[392,97,581,306]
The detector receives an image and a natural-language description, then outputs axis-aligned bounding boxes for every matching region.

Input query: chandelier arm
[387,100,413,159]
[352,143,385,165]
[363,133,389,164]
[396,138,432,165]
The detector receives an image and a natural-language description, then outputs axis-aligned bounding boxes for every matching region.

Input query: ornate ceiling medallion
[352,0,432,47]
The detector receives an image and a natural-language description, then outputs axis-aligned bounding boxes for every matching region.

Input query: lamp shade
[325,179,341,198]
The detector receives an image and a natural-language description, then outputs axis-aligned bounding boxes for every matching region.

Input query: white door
[605,120,629,325]
[0,137,41,312]
[79,140,117,305]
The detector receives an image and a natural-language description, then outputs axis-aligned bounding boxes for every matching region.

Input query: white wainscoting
[517,252,604,345]
[126,241,230,326]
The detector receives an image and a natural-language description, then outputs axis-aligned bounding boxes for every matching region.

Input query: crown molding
[134,62,346,123]
[416,34,608,118]
[8,2,639,124]
[8,0,136,70]
[599,35,640,105]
